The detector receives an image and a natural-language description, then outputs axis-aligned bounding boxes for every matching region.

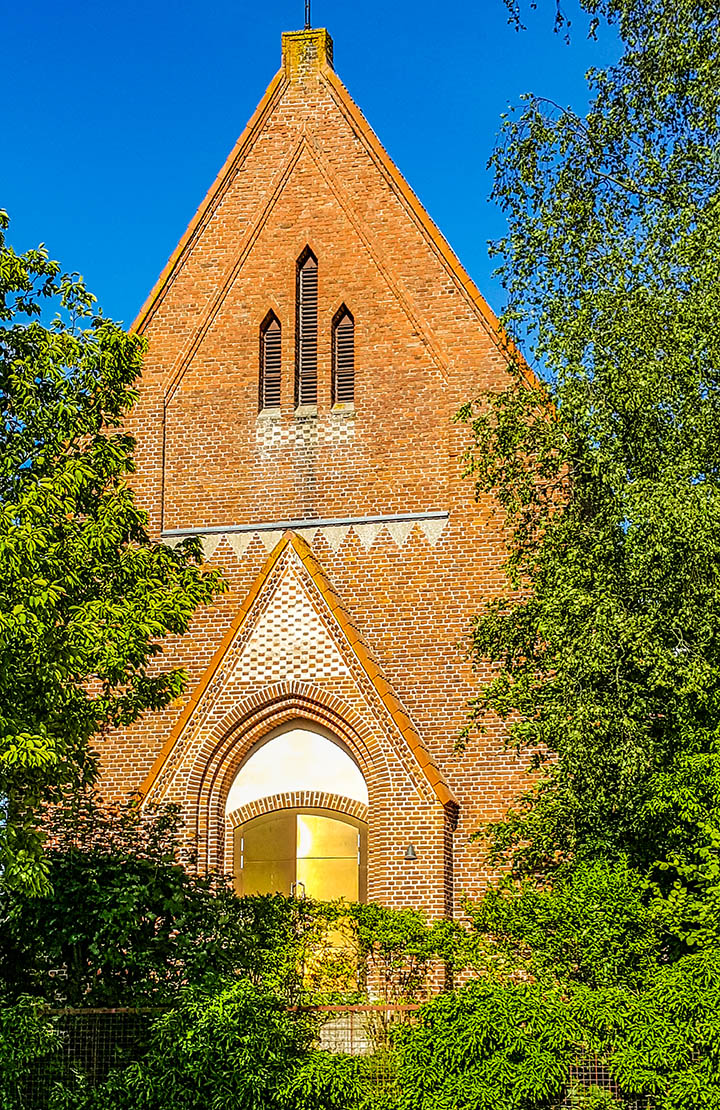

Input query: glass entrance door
[234,809,367,902]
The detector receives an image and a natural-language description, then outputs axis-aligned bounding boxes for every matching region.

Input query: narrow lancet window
[259,312,282,410]
[296,249,318,406]
[332,306,355,406]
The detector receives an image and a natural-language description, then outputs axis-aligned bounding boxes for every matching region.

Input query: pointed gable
[132,28,503,351]
[140,532,456,811]
[129,30,514,541]
[127,27,516,539]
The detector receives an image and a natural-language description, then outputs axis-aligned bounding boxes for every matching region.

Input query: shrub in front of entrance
[1,793,472,1012]
[47,983,395,1110]
[282,1051,397,1110]
[49,981,313,1110]
[394,978,579,1110]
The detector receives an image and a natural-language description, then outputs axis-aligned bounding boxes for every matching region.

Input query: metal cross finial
[304,0,311,28]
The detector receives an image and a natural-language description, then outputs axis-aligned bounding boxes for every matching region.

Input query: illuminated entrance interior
[234,809,367,901]
[225,725,368,812]
[226,723,369,901]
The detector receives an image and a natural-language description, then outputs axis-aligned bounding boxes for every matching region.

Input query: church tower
[103,28,524,917]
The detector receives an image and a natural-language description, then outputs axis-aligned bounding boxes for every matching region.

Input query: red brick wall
[100,28,527,917]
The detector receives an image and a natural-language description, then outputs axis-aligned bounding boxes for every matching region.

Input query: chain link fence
[24,1008,157,1109]
[22,1004,653,1109]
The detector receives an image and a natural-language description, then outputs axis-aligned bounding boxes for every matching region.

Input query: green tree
[467,858,671,989]
[460,0,720,949]
[0,792,323,1007]
[0,211,224,893]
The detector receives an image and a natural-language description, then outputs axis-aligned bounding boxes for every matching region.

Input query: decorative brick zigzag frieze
[163,513,449,560]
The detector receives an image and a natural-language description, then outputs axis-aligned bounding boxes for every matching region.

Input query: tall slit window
[296,249,318,406]
[332,306,355,406]
[259,312,282,410]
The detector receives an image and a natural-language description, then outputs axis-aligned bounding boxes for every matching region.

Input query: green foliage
[394,951,720,1110]
[331,902,469,1003]
[0,996,59,1110]
[0,794,470,1011]
[0,210,225,893]
[0,810,477,1106]
[605,950,720,1110]
[49,996,401,1110]
[459,0,720,933]
[39,954,720,1110]
[563,1087,623,1110]
[468,858,671,988]
[446,5,720,1106]
[395,979,580,1110]
[283,1051,397,1110]
[0,793,326,1007]
[4,839,717,1110]
[50,982,313,1110]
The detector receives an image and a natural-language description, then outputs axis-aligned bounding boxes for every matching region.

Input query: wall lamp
[404,844,418,861]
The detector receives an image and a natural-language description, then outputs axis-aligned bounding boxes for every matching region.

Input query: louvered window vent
[259,312,282,410]
[332,306,355,406]
[296,249,318,407]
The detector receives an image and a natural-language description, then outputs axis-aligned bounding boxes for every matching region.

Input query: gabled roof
[139,530,457,811]
[131,28,508,359]
[157,133,451,402]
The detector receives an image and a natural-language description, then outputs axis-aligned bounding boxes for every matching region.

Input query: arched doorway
[234,808,367,901]
[225,722,368,901]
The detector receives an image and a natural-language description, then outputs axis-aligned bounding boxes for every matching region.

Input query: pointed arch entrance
[185,681,380,881]
[225,722,369,900]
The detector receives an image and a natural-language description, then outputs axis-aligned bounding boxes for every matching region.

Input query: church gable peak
[132,25,507,361]
[281,28,334,79]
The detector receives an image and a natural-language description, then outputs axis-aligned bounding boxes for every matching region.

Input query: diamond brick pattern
[235,562,350,683]
[100,28,532,920]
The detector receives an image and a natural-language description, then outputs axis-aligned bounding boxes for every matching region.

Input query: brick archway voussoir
[194,683,375,802]
[190,681,381,871]
[226,791,369,828]
[206,682,372,753]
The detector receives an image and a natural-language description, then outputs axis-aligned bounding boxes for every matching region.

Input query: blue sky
[1,0,619,327]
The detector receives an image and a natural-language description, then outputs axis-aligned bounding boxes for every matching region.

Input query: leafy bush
[394,979,579,1110]
[49,990,401,1110]
[0,996,59,1110]
[607,950,720,1110]
[391,950,720,1110]
[468,858,672,989]
[283,1050,397,1110]
[50,981,313,1110]
[0,794,329,1007]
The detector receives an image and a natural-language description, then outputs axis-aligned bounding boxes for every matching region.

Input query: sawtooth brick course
[99,28,528,918]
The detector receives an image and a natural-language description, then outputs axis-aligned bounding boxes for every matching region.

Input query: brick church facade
[102,28,525,918]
